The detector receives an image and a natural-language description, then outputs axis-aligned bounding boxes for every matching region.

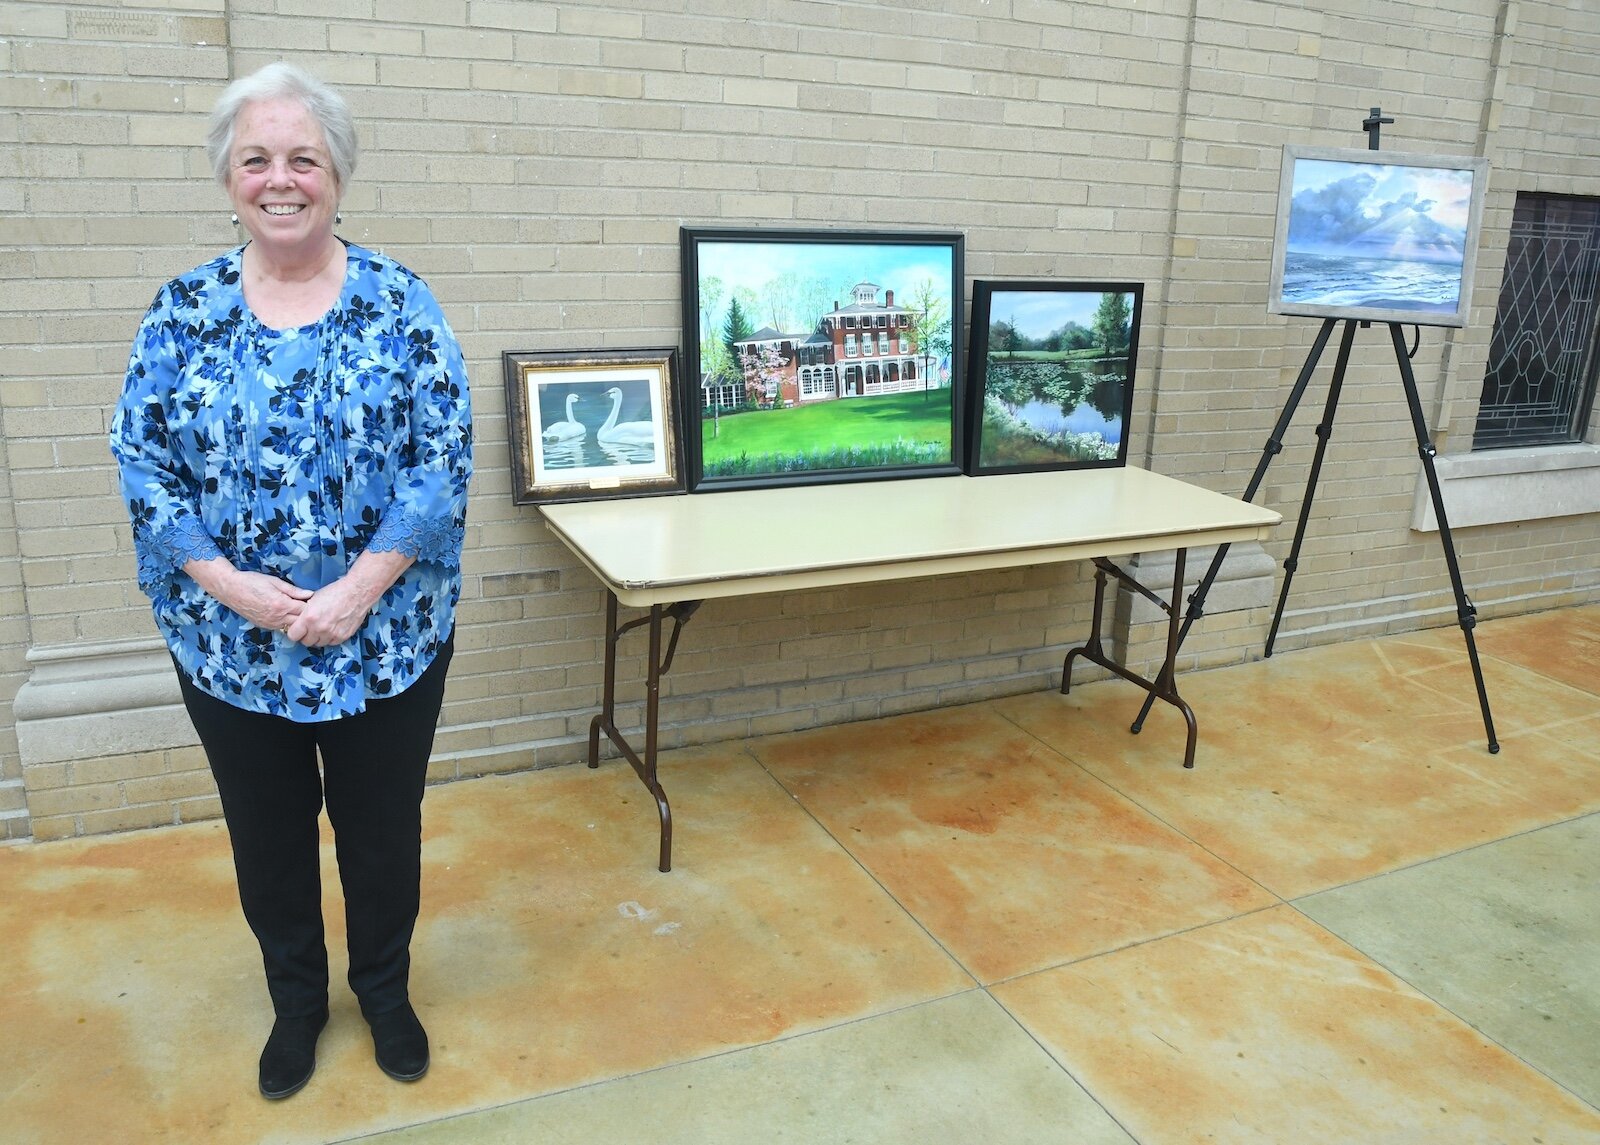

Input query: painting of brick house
[681,228,961,489]
[733,282,927,408]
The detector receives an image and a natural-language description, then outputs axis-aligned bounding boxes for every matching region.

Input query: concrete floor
[3,605,1599,1144]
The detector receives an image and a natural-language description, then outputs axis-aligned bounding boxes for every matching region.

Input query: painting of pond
[964,282,1142,475]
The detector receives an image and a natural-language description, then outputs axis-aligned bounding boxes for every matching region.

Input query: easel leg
[1132,317,1341,731]
[1265,319,1359,655]
[1131,318,1496,756]
[1126,318,1497,754]
[1388,324,1500,753]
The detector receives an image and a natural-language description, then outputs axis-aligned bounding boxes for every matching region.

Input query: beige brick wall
[3,0,1597,842]
[0,419,27,842]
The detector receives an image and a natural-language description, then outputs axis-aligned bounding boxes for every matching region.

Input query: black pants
[176,638,453,1021]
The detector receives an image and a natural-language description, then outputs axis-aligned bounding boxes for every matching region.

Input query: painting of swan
[508,349,680,503]
[542,392,586,442]
[598,386,657,449]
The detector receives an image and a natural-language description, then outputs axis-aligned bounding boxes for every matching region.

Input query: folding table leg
[588,592,699,872]
[1061,549,1199,768]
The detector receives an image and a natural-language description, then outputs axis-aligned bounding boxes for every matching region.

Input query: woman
[109,62,472,1100]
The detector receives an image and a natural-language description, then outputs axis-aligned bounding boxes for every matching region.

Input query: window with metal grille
[1473,194,1600,449]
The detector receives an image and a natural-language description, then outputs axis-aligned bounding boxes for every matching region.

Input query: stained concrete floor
[3,605,1599,1143]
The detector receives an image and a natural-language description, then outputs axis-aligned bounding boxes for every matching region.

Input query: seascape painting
[964,281,1140,476]
[679,227,964,492]
[1268,146,1489,328]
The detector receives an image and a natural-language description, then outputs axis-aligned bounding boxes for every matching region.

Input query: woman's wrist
[343,549,414,611]
[184,555,239,600]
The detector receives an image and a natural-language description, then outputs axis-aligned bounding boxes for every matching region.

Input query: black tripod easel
[1129,109,1500,755]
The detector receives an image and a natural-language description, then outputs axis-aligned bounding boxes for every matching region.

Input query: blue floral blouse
[110,243,472,721]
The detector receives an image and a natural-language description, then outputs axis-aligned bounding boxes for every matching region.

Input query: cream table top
[539,466,1281,608]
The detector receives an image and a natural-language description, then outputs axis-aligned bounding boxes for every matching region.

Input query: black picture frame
[963,281,1142,476]
[1267,144,1490,329]
[679,226,965,492]
[502,347,685,506]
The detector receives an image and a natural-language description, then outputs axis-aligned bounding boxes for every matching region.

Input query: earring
[230,212,239,225]
[335,212,343,226]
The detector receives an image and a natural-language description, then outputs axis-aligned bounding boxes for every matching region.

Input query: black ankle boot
[258,1008,329,1100]
[367,1002,429,1082]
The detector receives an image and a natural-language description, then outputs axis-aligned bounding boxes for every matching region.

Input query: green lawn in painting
[701,390,953,477]
[987,348,1102,363]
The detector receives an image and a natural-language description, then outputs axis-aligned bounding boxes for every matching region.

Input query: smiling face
[225,97,340,259]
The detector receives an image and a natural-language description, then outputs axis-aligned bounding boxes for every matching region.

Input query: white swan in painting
[597,387,656,446]
[542,393,586,442]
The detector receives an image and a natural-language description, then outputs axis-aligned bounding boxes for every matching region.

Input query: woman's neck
[241,236,348,330]
[244,233,345,286]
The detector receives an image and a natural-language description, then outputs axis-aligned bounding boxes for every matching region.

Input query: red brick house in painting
[733,281,924,407]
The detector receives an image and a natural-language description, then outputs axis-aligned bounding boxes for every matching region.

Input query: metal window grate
[1473,195,1600,450]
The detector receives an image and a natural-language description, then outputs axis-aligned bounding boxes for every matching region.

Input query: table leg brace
[1061,548,1198,768]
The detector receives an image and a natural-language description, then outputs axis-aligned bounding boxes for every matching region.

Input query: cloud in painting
[1287,161,1472,265]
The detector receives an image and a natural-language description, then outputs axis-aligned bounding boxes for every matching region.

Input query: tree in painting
[721,295,754,367]
[1092,291,1131,354]
[909,278,950,397]
[698,274,724,345]
[745,342,788,408]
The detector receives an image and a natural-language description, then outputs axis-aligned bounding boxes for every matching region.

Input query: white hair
[206,62,358,188]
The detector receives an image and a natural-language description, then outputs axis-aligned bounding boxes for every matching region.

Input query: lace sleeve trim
[368,509,464,567]
[137,516,224,591]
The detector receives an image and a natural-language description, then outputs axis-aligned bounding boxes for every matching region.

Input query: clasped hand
[187,551,408,649]
[226,570,371,647]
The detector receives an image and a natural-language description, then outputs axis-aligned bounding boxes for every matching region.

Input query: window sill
[1412,443,1600,531]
